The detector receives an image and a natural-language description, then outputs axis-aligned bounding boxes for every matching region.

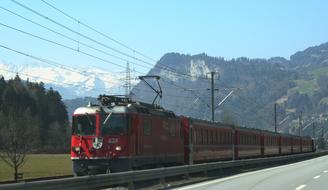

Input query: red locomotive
[71,95,184,175]
[71,95,315,175]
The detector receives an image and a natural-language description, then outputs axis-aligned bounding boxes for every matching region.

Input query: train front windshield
[72,115,96,135]
[101,114,129,135]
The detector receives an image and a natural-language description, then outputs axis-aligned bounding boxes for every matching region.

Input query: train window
[223,132,226,144]
[205,129,208,144]
[143,119,151,135]
[216,131,219,144]
[229,133,231,144]
[101,114,129,135]
[180,123,184,139]
[210,131,213,144]
[197,129,200,144]
[169,122,176,136]
[219,132,222,144]
[215,131,218,144]
[206,130,209,144]
[72,115,96,135]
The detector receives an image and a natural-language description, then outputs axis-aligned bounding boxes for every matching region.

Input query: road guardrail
[0,151,327,190]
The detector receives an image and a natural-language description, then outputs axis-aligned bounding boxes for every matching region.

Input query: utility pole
[208,72,219,122]
[274,103,277,133]
[299,112,302,136]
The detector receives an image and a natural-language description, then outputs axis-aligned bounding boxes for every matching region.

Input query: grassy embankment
[0,154,72,182]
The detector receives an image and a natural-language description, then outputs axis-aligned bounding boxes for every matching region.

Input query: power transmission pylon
[124,61,132,98]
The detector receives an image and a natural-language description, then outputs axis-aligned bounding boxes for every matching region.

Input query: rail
[0,151,327,190]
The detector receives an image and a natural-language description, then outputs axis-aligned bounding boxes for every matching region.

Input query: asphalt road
[174,155,328,190]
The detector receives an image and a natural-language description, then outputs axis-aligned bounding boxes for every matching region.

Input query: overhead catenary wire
[3,0,228,108]
[40,0,215,81]
[40,0,157,63]
[161,78,211,108]
[231,93,274,126]
[0,20,272,126]
[11,0,216,82]
[0,22,149,75]
[0,68,113,93]
[0,6,156,71]
[0,44,198,103]
[0,43,123,85]
[132,86,197,99]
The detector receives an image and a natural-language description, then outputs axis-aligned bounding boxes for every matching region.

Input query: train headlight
[115,146,122,151]
[72,146,81,152]
[92,137,103,150]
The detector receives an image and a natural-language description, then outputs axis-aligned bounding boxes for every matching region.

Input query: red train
[71,95,315,175]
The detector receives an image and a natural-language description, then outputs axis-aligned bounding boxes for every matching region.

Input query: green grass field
[0,154,72,182]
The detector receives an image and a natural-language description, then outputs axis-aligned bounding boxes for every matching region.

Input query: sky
[0,0,328,76]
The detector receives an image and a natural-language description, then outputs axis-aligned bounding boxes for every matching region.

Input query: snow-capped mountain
[0,61,124,99]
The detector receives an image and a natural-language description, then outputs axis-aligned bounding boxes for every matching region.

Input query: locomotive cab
[71,102,132,175]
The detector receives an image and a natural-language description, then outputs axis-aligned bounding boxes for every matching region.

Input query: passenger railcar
[181,117,234,164]
[262,131,280,156]
[291,135,302,154]
[301,136,313,152]
[234,127,262,159]
[280,134,293,155]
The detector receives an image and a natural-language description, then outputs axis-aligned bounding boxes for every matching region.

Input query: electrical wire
[0,22,149,75]
[11,0,217,81]
[0,6,156,71]
[0,68,112,93]
[40,0,157,63]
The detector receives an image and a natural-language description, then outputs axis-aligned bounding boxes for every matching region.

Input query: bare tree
[0,109,39,181]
